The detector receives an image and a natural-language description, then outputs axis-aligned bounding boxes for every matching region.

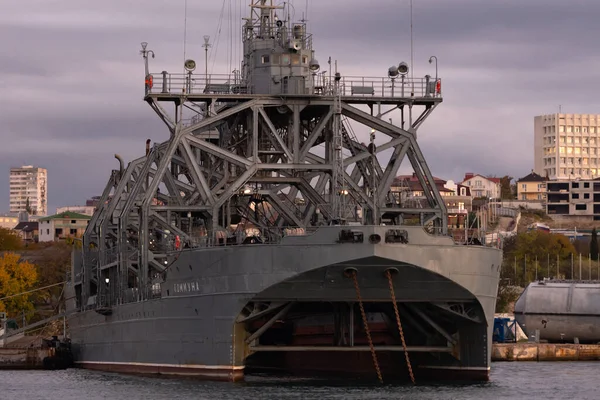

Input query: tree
[501,231,577,284]
[499,176,514,200]
[591,228,599,261]
[25,197,32,215]
[25,242,76,324]
[0,227,22,251]
[0,252,38,319]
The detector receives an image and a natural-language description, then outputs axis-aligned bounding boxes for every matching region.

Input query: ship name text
[173,281,201,294]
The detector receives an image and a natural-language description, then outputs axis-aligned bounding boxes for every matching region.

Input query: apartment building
[9,165,48,216]
[534,113,600,180]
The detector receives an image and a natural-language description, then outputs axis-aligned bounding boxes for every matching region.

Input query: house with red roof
[390,174,473,227]
[460,173,501,199]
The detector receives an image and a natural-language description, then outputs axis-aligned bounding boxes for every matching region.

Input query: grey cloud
[2,0,600,212]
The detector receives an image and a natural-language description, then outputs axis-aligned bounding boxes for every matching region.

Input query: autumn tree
[0,227,22,251]
[0,252,38,319]
[591,228,599,261]
[31,242,73,319]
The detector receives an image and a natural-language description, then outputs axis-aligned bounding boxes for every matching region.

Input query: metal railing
[146,72,442,99]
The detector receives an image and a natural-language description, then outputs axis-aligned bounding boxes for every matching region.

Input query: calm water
[0,363,595,400]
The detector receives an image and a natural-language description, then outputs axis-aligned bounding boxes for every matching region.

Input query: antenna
[203,35,211,79]
[183,0,188,71]
[410,0,414,96]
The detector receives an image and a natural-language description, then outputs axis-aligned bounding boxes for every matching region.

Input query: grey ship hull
[68,226,501,381]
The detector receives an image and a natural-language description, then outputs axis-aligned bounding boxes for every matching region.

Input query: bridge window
[261,55,270,64]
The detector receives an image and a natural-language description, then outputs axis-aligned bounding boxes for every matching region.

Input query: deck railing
[146,72,442,99]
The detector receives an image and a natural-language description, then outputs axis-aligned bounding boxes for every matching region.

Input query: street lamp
[140,42,155,78]
[428,56,438,87]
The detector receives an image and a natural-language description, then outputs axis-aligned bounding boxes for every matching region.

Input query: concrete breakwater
[493,343,600,361]
[0,347,50,369]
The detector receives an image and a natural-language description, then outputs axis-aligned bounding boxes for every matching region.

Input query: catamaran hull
[68,226,501,382]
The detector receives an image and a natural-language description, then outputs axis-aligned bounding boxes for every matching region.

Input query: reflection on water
[1,362,598,400]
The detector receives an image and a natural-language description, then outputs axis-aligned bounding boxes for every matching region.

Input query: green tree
[0,252,38,319]
[591,228,599,261]
[0,228,22,251]
[499,176,514,200]
[501,231,577,285]
[25,197,32,214]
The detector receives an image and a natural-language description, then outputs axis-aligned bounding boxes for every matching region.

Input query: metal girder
[179,139,215,205]
[258,107,293,160]
[299,108,333,159]
[80,80,445,307]
[187,135,253,168]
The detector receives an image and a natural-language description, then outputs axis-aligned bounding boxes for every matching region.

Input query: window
[70,229,77,235]
[572,193,579,199]
[576,204,587,210]
[71,220,76,224]
[521,184,526,189]
[261,55,270,64]
[585,193,590,199]
[572,182,579,188]
[584,182,590,188]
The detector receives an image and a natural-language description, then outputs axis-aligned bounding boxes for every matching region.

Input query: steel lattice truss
[82,93,446,303]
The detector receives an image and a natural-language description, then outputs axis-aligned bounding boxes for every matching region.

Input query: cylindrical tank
[514,280,600,343]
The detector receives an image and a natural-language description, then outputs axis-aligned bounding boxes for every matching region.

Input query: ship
[65,0,503,383]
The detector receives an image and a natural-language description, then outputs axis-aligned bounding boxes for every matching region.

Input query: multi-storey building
[517,171,547,201]
[534,113,600,180]
[9,165,48,216]
[546,179,600,220]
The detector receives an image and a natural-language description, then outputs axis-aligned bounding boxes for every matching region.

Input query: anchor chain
[386,269,415,384]
[347,269,383,384]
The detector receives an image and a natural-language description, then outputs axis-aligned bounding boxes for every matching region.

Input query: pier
[492,343,600,361]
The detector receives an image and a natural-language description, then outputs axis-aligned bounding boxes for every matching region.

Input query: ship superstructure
[67,0,502,383]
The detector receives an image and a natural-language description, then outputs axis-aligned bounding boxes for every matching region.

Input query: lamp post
[428,56,438,85]
[140,42,155,78]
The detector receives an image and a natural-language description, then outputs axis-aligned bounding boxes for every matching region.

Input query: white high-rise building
[534,113,600,180]
[9,165,48,216]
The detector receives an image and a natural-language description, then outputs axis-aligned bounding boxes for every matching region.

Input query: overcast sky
[2,0,600,214]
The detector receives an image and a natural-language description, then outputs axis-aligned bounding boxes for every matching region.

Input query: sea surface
[0,362,595,400]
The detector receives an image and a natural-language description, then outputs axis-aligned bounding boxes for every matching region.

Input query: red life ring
[175,235,181,250]
[145,75,153,89]
[435,79,441,94]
